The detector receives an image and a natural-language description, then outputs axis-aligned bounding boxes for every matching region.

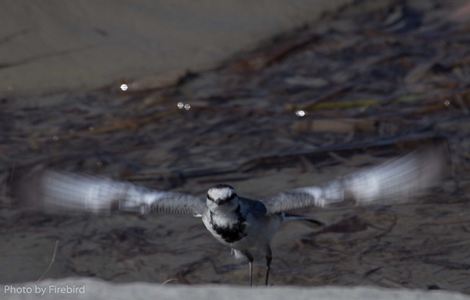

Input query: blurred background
[1,0,470,293]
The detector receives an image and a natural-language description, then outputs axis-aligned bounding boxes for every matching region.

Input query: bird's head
[206,184,239,211]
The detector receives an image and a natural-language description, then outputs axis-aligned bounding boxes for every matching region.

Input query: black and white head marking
[207,184,237,205]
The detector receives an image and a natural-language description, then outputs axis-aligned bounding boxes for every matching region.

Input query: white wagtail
[16,150,443,286]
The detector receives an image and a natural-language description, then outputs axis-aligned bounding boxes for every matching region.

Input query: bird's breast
[203,207,248,244]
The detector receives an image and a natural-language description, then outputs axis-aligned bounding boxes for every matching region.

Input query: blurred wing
[264,150,444,214]
[16,170,206,216]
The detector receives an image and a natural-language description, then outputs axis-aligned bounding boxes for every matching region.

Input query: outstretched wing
[15,169,206,216]
[263,149,444,214]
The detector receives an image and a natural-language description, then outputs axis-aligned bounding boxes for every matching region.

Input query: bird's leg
[242,251,254,287]
[249,260,253,287]
[265,246,272,286]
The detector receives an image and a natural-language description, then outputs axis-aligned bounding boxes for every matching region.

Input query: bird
[14,149,444,286]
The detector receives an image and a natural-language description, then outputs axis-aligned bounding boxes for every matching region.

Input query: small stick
[161,278,177,285]
[36,240,59,282]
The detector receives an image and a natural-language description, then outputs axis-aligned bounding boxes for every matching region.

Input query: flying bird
[15,150,444,286]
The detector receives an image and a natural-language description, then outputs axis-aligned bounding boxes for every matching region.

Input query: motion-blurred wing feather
[264,150,444,214]
[17,170,206,216]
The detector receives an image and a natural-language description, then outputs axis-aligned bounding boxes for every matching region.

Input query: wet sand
[0,0,351,96]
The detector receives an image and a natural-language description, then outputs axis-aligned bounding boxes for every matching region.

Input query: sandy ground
[1,0,470,298]
[0,0,351,96]
[3,279,470,300]
[1,168,469,288]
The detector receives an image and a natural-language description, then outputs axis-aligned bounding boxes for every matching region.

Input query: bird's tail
[281,213,323,227]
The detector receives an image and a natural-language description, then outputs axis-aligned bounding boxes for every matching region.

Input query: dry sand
[1,164,469,290]
[2,279,470,300]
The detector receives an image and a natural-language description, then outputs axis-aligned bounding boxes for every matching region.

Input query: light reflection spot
[120,84,128,91]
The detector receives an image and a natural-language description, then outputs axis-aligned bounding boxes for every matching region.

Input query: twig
[36,240,59,282]
[161,278,177,285]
